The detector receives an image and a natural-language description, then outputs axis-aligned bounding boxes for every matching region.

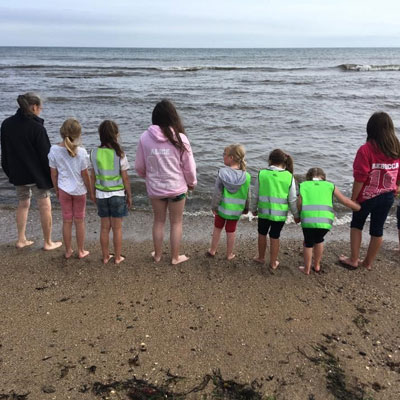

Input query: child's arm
[288,177,300,223]
[297,195,302,213]
[90,169,97,203]
[351,181,364,202]
[334,187,361,211]
[243,184,251,214]
[134,141,146,178]
[50,167,59,198]
[211,173,223,216]
[121,170,132,209]
[81,168,95,203]
[251,176,259,216]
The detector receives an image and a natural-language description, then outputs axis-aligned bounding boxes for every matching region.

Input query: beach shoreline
[0,206,399,399]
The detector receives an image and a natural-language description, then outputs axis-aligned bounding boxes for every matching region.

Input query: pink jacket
[135,125,197,198]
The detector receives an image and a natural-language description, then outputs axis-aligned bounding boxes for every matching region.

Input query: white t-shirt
[90,152,130,199]
[48,145,89,195]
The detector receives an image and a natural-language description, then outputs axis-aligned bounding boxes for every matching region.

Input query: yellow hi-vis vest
[257,169,292,221]
[217,172,251,220]
[300,180,335,229]
[91,148,124,192]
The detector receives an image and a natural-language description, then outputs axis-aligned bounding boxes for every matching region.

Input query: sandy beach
[0,205,399,400]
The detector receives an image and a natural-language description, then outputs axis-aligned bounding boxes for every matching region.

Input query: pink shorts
[214,214,238,233]
[59,189,86,220]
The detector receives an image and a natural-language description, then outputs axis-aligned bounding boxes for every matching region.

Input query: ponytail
[268,149,294,174]
[60,118,82,157]
[225,144,247,171]
[98,120,124,157]
[17,92,42,116]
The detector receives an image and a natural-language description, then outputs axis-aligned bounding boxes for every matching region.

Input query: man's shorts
[16,184,50,201]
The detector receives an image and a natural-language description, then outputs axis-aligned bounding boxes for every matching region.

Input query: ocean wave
[338,63,400,71]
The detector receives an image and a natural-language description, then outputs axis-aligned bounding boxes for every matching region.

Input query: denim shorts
[160,193,186,202]
[351,191,395,237]
[97,196,128,218]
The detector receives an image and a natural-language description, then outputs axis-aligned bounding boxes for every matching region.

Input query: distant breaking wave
[338,63,400,71]
[2,63,400,73]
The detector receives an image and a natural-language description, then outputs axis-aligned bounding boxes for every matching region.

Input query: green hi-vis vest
[91,148,124,192]
[257,169,292,221]
[218,172,251,221]
[300,180,335,230]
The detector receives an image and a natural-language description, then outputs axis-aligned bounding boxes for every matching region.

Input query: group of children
[48,102,400,273]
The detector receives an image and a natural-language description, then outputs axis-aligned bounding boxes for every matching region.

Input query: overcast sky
[1,0,399,48]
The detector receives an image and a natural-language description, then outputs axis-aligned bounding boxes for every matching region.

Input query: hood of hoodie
[218,167,247,193]
[147,124,171,143]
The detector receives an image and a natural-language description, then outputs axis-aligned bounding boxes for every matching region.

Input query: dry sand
[0,205,399,400]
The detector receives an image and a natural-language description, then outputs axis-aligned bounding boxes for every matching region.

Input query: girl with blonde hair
[49,118,94,259]
[208,144,251,260]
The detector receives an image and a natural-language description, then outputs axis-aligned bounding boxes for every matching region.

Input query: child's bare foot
[298,266,310,275]
[206,250,216,257]
[253,256,265,264]
[361,261,372,271]
[16,239,34,249]
[43,241,62,251]
[313,265,321,273]
[339,255,359,269]
[115,255,125,265]
[78,250,90,259]
[64,249,74,259]
[270,260,280,270]
[226,253,236,261]
[171,255,189,265]
[103,254,114,264]
[151,251,161,263]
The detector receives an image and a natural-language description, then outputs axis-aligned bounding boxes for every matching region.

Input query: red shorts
[59,189,87,220]
[214,214,238,233]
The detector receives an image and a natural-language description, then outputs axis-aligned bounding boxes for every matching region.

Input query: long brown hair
[98,120,124,157]
[152,99,186,152]
[17,92,42,116]
[366,112,400,158]
[268,149,294,174]
[224,144,247,170]
[60,118,81,157]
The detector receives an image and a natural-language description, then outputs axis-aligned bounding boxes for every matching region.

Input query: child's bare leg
[253,234,267,263]
[63,219,73,258]
[209,226,222,256]
[151,199,168,262]
[226,231,236,260]
[38,196,62,250]
[269,237,280,269]
[339,227,361,267]
[16,198,34,248]
[361,235,383,270]
[299,246,312,275]
[169,199,189,265]
[75,218,89,258]
[313,242,324,272]
[100,217,112,263]
[398,229,400,251]
[111,217,124,264]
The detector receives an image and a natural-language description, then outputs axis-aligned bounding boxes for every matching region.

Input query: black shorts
[351,191,394,237]
[302,228,330,248]
[258,218,285,239]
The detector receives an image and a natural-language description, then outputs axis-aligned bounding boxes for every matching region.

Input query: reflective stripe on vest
[300,180,335,229]
[91,148,124,192]
[257,169,292,221]
[218,172,251,221]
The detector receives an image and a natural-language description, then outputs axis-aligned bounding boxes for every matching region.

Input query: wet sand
[0,206,399,399]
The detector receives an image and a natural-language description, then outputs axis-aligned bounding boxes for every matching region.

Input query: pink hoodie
[135,125,197,198]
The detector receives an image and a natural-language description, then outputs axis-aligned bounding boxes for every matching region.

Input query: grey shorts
[16,185,50,201]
